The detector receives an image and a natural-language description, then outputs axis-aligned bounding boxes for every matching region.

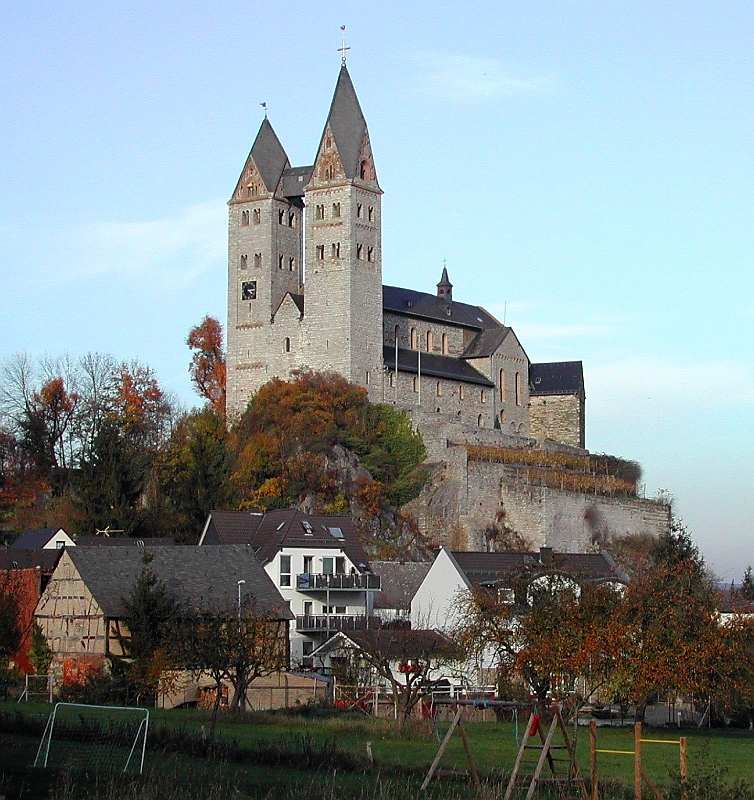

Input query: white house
[199,508,380,667]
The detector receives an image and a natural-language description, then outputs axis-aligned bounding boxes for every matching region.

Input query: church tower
[303,66,384,401]
[227,118,303,414]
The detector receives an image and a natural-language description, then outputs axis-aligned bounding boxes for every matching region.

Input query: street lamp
[237,579,246,619]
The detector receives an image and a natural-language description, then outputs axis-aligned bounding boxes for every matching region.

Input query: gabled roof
[248,118,290,193]
[371,561,431,611]
[10,528,67,550]
[383,285,500,330]
[65,546,292,620]
[529,362,584,397]
[201,508,371,570]
[273,292,304,318]
[449,549,627,588]
[201,510,265,545]
[320,66,369,180]
[311,628,454,660]
[0,548,62,573]
[383,346,494,387]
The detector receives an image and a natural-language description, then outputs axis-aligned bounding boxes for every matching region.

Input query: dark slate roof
[248,509,371,569]
[383,285,500,329]
[282,166,313,198]
[66,546,292,620]
[529,362,584,397]
[321,66,369,180]
[371,561,431,611]
[313,628,454,660]
[450,549,626,587]
[74,537,175,547]
[437,267,452,289]
[461,328,511,359]
[0,548,62,573]
[202,510,265,545]
[10,528,67,549]
[383,345,494,387]
[248,118,290,192]
[201,508,371,571]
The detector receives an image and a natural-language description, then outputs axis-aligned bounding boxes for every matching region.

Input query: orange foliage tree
[187,316,226,416]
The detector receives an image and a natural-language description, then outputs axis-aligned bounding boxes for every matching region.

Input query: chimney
[539,546,553,566]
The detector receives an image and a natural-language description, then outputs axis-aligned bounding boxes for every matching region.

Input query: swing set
[421,703,690,799]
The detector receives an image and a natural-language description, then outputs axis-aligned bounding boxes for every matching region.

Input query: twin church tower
[227,66,383,414]
[227,64,586,451]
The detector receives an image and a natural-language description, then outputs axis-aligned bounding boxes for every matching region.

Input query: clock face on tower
[241,281,257,300]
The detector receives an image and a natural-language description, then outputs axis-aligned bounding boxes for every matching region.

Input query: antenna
[503,301,507,325]
[338,25,350,65]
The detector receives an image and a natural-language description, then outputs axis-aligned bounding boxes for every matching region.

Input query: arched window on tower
[253,208,261,225]
[241,210,249,226]
[240,254,247,270]
[332,203,341,218]
[442,333,449,355]
[413,376,419,393]
[477,414,483,427]
[410,328,418,349]
[331,242,341,258]
[289,211,296,227]
[284,338,291,353]
[278,255,284,270]
[480,390,486,403]
[436,381,442,397]
[500,370,506,402]
[426,330,433,352]
[254,253,261,268]
[360,161,369,180]
[515,372,522,406]
[288,256,295,271]
[278,209,285,225]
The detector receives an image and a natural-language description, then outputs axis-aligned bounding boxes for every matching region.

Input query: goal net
[34,703,149,775]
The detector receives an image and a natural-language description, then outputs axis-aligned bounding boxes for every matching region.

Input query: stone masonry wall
[529,394,584,449]
[403,446,670,553]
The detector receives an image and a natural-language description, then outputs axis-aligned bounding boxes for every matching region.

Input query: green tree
[158,409,229,543]
[0,572,23,665]
[740,566,754,602]
[29,623,53,675]
[121,558,176,701]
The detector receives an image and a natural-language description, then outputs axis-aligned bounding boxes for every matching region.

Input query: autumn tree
[611,521,719,721]
[228,371,426,514]
[322,628,458,727]
[187,316,226,417]
[169,598,289,736]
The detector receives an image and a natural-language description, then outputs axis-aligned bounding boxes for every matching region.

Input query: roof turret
[436,266,453,301]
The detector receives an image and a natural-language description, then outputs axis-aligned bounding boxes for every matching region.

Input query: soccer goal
[34,703,149,775]
[18,674,53,703]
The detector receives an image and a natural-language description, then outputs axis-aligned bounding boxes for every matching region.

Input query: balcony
[296,573,381,591]
[295,614,382,633]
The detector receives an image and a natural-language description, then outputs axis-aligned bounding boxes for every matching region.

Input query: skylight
[328,527,344,539]
[302,521,314,535]
[276,522,286,531]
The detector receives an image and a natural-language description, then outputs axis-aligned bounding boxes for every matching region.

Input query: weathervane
[260,101,267,118]
[338,25,350,65]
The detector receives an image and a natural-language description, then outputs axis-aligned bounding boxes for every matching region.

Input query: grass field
[1,702,753,799]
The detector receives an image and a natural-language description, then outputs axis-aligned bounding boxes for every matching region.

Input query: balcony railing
[295,614,382,633]
[296,573,381,591]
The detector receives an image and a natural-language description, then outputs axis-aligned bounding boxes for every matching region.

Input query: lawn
[1,702,753,799]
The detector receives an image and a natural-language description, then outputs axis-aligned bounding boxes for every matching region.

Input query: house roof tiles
[66,545,292,620]
[529,362,584,397]
[371,561,431,611]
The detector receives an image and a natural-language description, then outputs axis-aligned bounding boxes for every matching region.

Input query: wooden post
[634,722,642,800]
[590,720,598,800]
[680,737,688,800]
[457,717,482,792]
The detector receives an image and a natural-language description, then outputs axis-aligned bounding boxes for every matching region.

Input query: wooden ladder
[503,706,589,800]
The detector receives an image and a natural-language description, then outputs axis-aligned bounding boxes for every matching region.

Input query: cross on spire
[338,25,350,65]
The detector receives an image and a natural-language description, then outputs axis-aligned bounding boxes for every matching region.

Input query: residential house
[371,560,431,624]
[11,527,75,550]
[200,508,380,667]
[35,545,292,686]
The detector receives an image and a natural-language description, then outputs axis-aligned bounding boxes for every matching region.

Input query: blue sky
[1,1,752,578]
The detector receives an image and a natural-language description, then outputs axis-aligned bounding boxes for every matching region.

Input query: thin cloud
[415,53,553,101]
[53,200,226,286]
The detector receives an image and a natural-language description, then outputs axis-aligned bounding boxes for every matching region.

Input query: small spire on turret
[437,261,453,301]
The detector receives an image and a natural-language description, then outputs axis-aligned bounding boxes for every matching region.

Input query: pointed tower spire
[437,264,453,301]
[319,65,372,181]
[231,118,290,200]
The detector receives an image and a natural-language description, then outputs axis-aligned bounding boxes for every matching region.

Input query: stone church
[226,65,585,452]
